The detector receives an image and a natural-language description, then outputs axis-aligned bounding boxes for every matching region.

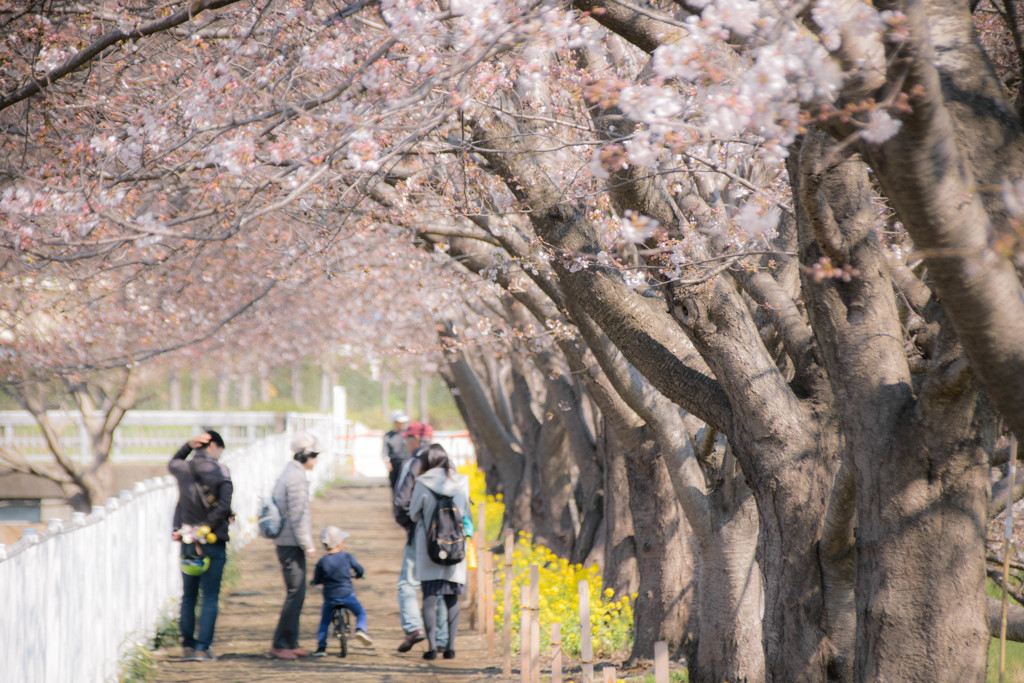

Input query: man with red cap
[391,421,447,653]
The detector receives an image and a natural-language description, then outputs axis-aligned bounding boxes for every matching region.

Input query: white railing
[0,414,347,683]
[0,410,289,463]
[0,478,180,683]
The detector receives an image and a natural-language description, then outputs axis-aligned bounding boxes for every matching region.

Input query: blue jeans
[316,594,367,648]
[397,541,422,634]
[180,541,227,652]
[397,542,447,645]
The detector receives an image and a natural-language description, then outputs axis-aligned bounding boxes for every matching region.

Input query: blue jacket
[311,551,365,603]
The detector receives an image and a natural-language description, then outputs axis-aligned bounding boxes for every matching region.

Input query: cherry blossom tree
[3,1,1024,681]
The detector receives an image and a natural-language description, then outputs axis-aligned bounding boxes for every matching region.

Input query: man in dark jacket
[392,422,447,653]
[168,430,233,662]
[382,410,410,489]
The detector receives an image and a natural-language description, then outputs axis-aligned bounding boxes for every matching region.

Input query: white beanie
[290,432,320,454]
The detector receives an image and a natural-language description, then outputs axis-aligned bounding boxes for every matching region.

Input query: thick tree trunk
[601,427,638,597]
[853,394,993,683]
[736,419,838,683]
[442,344,531,531]
[624,437,694,661]
[169,373,182,411]
[530,412,578,557]
[692,490,764,683]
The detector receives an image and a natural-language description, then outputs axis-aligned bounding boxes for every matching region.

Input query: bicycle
[331,603,353,658]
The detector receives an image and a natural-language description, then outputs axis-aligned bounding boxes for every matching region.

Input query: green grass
[151,607,180,650]
[988,637,1024,683]
[118,642,156,683]
[118,602,179,683]
[222,547,243,592]
[987,580,1024,681]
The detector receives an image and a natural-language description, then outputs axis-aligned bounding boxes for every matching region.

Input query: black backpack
[425,492,466,566]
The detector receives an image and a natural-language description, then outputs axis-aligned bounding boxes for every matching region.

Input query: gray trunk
[692,491,764,683]
[624,436,695,661]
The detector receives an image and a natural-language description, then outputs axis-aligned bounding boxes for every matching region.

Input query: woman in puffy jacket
[268,432,320,660]
[409,444,470,660]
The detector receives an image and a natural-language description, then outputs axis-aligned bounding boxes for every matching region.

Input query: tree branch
[0,0,247,112]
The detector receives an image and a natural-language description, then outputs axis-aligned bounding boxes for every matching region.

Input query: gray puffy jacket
[272,460,313,552]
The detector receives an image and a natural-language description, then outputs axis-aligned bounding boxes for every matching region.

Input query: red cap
[403,422,433,439]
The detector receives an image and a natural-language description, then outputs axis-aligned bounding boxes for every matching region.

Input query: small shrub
[151,606,180,650]
[118,642,155,683]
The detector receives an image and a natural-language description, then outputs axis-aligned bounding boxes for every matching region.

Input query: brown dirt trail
[152,479,506,682]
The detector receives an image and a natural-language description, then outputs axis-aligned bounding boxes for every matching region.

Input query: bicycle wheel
[333,606,349,658]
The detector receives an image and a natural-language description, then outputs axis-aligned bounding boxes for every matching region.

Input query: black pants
[422,593,460,652]
[388,457,406,489]
[273,545,307,649]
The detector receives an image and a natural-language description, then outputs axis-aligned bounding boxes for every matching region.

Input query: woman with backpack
[268,432,321,660]
[408,444,471,660]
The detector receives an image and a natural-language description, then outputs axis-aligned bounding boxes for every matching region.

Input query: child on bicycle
[311,525,373,655]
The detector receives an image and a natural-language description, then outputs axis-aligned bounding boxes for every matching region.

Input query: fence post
[654,640,669,683]
[1000,434,1019,682]
[503,532,514,678]
[521,584,531,683]
[477,502,486,633]
[486,550,496,656]
[579,579,594,683]
[529,563,540,683]
[603,666,616,682]
[551,623,562,683]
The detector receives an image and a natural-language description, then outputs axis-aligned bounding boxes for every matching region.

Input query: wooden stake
[467,549,477,629]
[477,502,486,633]
[654,640,669,683]
[521,584,531,683]
[485,551,496,656]
[1000,435,1018,683]
[551,623,562,683]
[503,532,513,678]
[530,564,540,683]
[579,579,594,683]
[603,666,616,682]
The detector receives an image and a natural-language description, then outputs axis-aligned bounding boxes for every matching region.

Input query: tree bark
[624,436,695,661]
[601,427,639,597]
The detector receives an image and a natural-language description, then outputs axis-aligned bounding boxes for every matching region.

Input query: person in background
[269,432,320,660]
[311,525,373,656]
[392,421,447,653]
[382,410,410,489]
[409,444,470,660]
[168,430,232,662]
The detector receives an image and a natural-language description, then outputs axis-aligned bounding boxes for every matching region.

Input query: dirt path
[153,479,506,682]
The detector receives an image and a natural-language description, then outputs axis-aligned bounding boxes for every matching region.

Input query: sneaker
[397,629,425,653]
[194,648,216,661]
[443,649,455,659]
[355,630,374,646]
[423,649,437,660]
[181,647,197,661]
[313,646,327,657]
[269,647,297,660]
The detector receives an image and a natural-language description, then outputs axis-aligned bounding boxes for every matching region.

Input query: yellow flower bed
[460,465,635,659]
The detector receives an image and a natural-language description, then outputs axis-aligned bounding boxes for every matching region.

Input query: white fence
[0,410,287,463]
[0,415,345,683]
